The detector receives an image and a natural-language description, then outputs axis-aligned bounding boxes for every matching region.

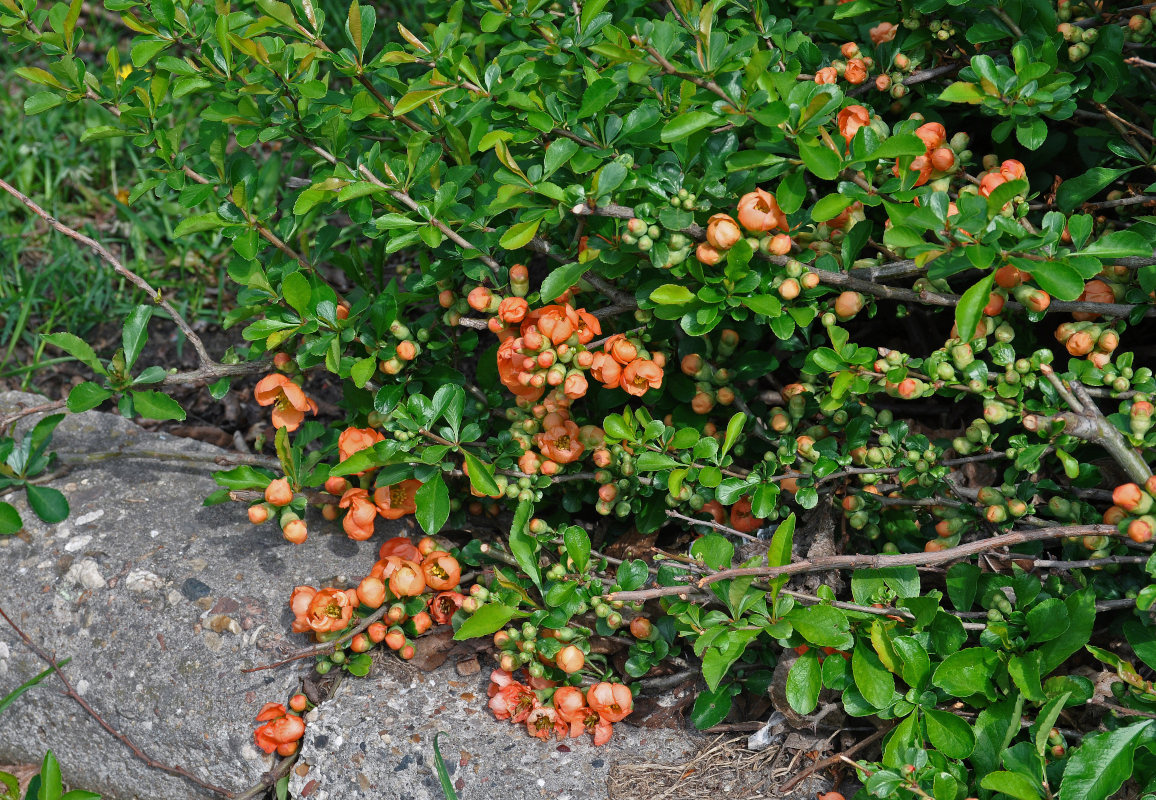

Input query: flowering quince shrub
[16,0,1156,796]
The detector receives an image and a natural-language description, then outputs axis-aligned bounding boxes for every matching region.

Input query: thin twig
[777,725,891,793]
[241,605,389,673]
[0,603,234,797]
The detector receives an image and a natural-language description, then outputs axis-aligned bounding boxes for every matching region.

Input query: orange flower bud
[467,286,494,312]
[736,188,787,233]
[696,242,722,265]
[388,560,427,597]
[556,645,585,673]
[834,291,864,319]
[915,122,946,151]
[769,233,792,255]
[843,58,868,85]
[282,519,308,544]
[870,22,897,44]
[265,478,293,507]
[396,340,417,361]
[706,214,742,250]
[930,147,955,172]
[498,297,529,323]
[815,66,837,84]
[248,504,269,524]
[357,576,386,609]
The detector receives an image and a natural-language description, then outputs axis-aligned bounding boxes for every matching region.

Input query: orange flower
[606,335,638,365]
[589,351,622,389]
[979,172,1006,198]
[378,536,421,561]
[553,686,588,726]
[620,359,663,396]
[914,122,946,151]
[814,67,837,84]
[730,498,765,533]
[536,419,585,464]
[869,22,897,44]
[736,188,786,233]
[843,58,868,85]
[254,704,306,755]
[1000,159,1026,181]
[696,242,722,265]
[488,676,538,723]
[524,304,581,345]
[338,427,385,464]
[373,479,421,519]
[498,297,529,323]
[254,374,317,432]
[388,560,426,597]
[1074,279,1117,321]
[563,371,588,399]
[706,214,742,250]
[526,706,564,741]
[574,308,602,344]
[836,106,870,144]
[497,336,544,400]
[290,586,317,633]
[421,551,462,591]
[592,717,614,746]
[428,591,465,625]
[587,682,633,723]
[338,487,378,541]
[305,587,354,634]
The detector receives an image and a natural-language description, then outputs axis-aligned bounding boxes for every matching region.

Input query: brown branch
[0,177,214,366]
[608,524,1123,601]
[0,603,235,797]
[777,725,891,793]
[241,605,389,673]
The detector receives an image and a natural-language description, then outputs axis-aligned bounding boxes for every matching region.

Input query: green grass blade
[431,732,458,800]
[0,657,70,717]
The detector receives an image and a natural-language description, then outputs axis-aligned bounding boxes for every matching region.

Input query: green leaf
[543,138,579,177]
[1058,721,1153,800]
[1026,598,1069,644]
[865,133,928,159]
[981,771,1043,800]
[577,78,618,119]
[563,525,591,573]
[932,647,998,696]
[661,111,722,142]
[690,534,733,570]
[462,451,500,497]
[788,604,852,649]
[42,332,105,375]
[394,88,450,115]
[635,452,680,471]
[0,502,21,535]
[955,275,994,342]
[1038,587,1095,675]
[66,382,113,413]
[766,513,795,600]
[1079,230,1153,259]
[812,194,855,223]
[721,412,745,459]
[1016,117,1047,150]
[122,305,152,369]
[852,637,895,709]
[938,81,986,103]
[130,390,186,421]
[540,262,588,305]
[499,219,541,250]
[415,473,450,535]
[741,295,782,316]
[508,498,541,589]
[38,751,62,800]
[454,603,526,639]
[1056,167,1135,212]
[786,650,821,714]
[798,140,841,181]
[650,284,696,305]
[24,92,63,115]
[344,652,372,676]
[173,212,229,237]
[924,707,975,758]
[690,683,733,729]
[25,485,69,524]
[1020,260,1085,301]
[281,271,312,316]
[616,559,648,591]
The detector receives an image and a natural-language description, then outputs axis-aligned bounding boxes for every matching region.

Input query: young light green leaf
[130,390,186,421]
[453,603,525,639]
[415,473,450,535]
[42,333,106,375]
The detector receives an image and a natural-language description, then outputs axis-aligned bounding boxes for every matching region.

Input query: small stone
[74,510,104,526]
[202,632,222,651]
[125,569,163,593]
[180,577,211,601]
[63,559,105,590]
[207,615,242,635]
[63,535,91,553]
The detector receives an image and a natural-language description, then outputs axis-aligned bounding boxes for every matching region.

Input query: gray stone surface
[288,669,700,800]
[0,392,714,800]
[0,391,383,799]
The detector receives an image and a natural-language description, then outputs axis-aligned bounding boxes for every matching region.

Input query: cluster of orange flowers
[978,158,1027,199]
[697,188,791,266]
[254,373,317,432]
[894,121,958,187]
[331,427,420,540]
[253,698,307,756]
[515,397,605,476]
[487,669,634,746]
[290,536,465,660]
[494,302,601,402]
